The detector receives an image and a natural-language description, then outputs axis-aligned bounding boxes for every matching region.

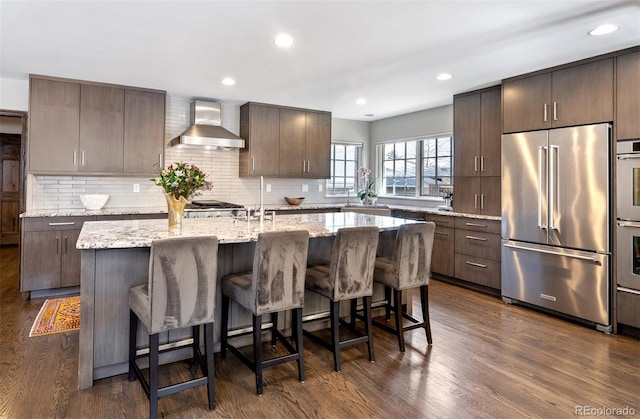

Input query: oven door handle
[617,153,640,160]
[618,220,640,228]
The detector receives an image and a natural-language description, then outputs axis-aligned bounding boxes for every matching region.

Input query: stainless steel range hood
[169,100,245,149]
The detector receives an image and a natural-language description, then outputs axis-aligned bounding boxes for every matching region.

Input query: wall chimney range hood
[169,100,245,149]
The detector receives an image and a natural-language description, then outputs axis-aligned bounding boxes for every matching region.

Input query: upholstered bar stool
[128,236,219,419]
[372,222,435,352]
[220,230,309,395]
[304,226,379,372]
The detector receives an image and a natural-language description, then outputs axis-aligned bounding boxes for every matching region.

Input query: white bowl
[80,194,109,210]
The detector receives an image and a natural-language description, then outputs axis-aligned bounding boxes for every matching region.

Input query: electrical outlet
[133,183,140,193]
[318,184,323,192]
[301,184,309,192]
[266,184,271,192]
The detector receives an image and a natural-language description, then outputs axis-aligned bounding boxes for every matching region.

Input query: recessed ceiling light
[274,33,294,48]
[588,24,619,36]
[221,77,236,86]
[436,73,453,81]
[356,98,367,105]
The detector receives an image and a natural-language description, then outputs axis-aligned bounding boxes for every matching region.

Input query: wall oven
[616,140,640,328]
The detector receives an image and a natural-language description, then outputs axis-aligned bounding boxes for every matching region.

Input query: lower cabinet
[453,217,501,289]
[427,214,454,277]
[20,216,94,292]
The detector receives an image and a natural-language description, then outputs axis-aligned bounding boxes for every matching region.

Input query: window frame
[325,142,363,196]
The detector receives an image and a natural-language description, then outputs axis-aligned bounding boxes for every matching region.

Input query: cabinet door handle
[466,235,487,241]
[251,157,255,172]
[81,150,85,166]
[434,231,449,236]
[48,222,76,226]
[553,102,558,121]
[307,160,310,173]
[480,156,485,172]
[474,156,479,172]
[466,261,487,268]
[64,236,68,254]
[481,194,485,209]
[159,153,163,169]
[302,160,306,173]
[465,222,488,228]
[474,194,479,209]
[543,103,548,122]
[56,236,60,255]
[73,150,77,167]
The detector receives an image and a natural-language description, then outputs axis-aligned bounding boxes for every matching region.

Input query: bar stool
[220,230,309,395]
[128,236,218,419]
[304,226,379,372]
[372,222,435,352]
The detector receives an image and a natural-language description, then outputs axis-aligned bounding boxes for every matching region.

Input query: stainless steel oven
[617,140,640,222]
[617,220,640,290]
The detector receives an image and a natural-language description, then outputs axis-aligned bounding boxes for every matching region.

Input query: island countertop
[76,212,418,249]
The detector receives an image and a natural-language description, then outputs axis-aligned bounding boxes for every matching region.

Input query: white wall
[0,78,29,111]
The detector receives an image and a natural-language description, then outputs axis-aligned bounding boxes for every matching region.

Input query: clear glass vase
[165,194,188,231]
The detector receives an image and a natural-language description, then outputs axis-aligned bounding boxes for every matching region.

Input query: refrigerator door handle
[549,145,559,230]
[537,146,546,229]
[618,221,640,228]
[617,153,640,160]
[503,243,600,264]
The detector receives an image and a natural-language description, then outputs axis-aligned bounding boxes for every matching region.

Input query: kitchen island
[76,212,417,389]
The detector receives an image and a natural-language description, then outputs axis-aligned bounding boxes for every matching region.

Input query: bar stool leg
[394,289,405,352]
[293,308,305,382]
[149,333,160,419]
[363,296,375,362]
[253,315,264,395]
[350,299,357,327]
[204,323,216,410]
[271,312,278,347]
[384,287,392,321]
[221,294,229,359]
[330,300,341,372]
[421,285,433,344]
[128,310,137,382]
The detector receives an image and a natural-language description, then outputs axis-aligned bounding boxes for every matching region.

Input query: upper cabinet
[453,86,502,216]
[240,102,331,178]
[503,58,614,133]
[28,75,165,176]
[616,51,640,141]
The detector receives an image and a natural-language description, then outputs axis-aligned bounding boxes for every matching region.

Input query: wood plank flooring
[1,244,638,418]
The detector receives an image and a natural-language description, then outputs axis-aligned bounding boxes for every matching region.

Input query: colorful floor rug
[29,296,81,337]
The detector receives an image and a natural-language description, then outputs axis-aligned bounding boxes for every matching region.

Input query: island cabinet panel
[79,84,125,172]
[616,51,640,141]
[28,75,166,175]
[453,86,501,216]
[503,58,614,133]
[123,90,166,174]
[28,78,81,172]
[427,214,455,278]
[239,103,280,177]
[278,109,307,177]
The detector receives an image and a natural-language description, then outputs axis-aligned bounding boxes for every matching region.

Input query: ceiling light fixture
[274,33,295,48]
[356,98,367,105]
[436,73,453,81]
[588,24,619,36]
[221,77,236,86]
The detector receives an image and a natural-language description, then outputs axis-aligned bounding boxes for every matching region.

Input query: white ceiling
[1,0,639,121]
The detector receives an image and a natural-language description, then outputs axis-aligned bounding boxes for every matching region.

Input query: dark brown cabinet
[20,216,93,292]
[453,86,501,216]
[453,217,501,289]
[427,214,455,277]
[616,51,640,141]
[240,102,331,178]
[1,134,20,245]
[28,75,166,175]
[503,58,614,133]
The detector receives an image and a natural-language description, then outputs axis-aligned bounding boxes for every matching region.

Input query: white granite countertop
[20,207,168,218]
[76,212,418,249]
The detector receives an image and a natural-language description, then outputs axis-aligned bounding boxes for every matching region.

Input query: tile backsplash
[28,96,330,211]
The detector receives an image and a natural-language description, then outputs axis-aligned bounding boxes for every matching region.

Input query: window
[326,143,361,195]
[378,134,453,197]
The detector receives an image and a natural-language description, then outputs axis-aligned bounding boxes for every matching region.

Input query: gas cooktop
[186,199,245,210]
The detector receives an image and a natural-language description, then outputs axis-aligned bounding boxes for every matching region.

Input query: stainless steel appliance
[616,140,640,328]
[169,101,245,150]
[184,199,247,218]
[501,123,611,332]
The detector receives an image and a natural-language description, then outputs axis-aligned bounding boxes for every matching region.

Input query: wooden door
[245,104,280,176]
[123,90,165,174]
[452,176,480,214]
[60,229,82,287]
[551,59,613,128]
[1,134,20,245]
[79,84,124,172]
[502,73,552,133]
[305,111,331,178]
[480,88,502,177]
[20,230,61,291]
[278,109,306,177]
[453,93,480,177]
[616,52,640,141]
[28,78,80,172]
[1,202,19,239]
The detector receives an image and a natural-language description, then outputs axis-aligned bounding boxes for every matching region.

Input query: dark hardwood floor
[1,244,638,418]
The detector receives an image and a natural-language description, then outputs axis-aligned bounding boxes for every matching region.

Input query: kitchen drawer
[454,254,501,289]
[617,289,640,328]
[454,217,501,234]
[432,226,454,277]
[454,229,501,261]
[427,214,455,228]
[22,216,95,232]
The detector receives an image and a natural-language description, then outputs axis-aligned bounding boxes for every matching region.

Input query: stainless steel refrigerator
[501,123,611,332]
